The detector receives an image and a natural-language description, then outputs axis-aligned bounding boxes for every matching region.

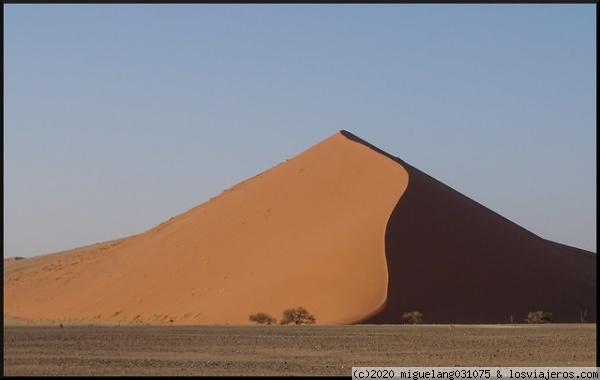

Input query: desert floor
[3,324,596,376]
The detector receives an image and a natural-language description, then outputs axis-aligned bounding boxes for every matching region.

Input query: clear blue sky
[4,4,596,257]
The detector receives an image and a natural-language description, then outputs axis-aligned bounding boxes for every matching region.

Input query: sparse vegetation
[525,310,553,324]
[279,307,316,325]
[249,312,277,325]
[402,311,424,325]
[579,309,587,323]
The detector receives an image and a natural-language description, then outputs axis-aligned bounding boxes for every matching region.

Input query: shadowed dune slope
[360,154,596,324]
[4,131,408,325]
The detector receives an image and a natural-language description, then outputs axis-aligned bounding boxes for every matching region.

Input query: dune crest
[4,131,408,325]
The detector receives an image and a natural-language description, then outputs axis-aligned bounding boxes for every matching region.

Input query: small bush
[280,307,316,325]
[402,311,424,324]
[525,310,553,324]
[249,312,277,325]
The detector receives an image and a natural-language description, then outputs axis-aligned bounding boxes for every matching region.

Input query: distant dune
[4,131,595,325]
[4,257,25,263]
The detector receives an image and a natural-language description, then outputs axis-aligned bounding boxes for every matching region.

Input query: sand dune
[4,131,408,325]
[4,131,595,325]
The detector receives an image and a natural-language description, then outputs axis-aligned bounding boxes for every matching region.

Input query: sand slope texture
[4,131,596,325]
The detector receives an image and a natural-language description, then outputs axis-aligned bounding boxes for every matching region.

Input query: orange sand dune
[4,131,595,325]
[4,131,408,325]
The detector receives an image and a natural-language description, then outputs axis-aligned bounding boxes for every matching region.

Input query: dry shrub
[249,312,277,325]
[280,307,316,325]
[525,310,553,324]
[402,311,424,325]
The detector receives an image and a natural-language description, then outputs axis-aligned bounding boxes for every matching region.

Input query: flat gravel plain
[3,324,596,376]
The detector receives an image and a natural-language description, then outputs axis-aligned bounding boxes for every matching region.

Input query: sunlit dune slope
[4,131,408,325]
